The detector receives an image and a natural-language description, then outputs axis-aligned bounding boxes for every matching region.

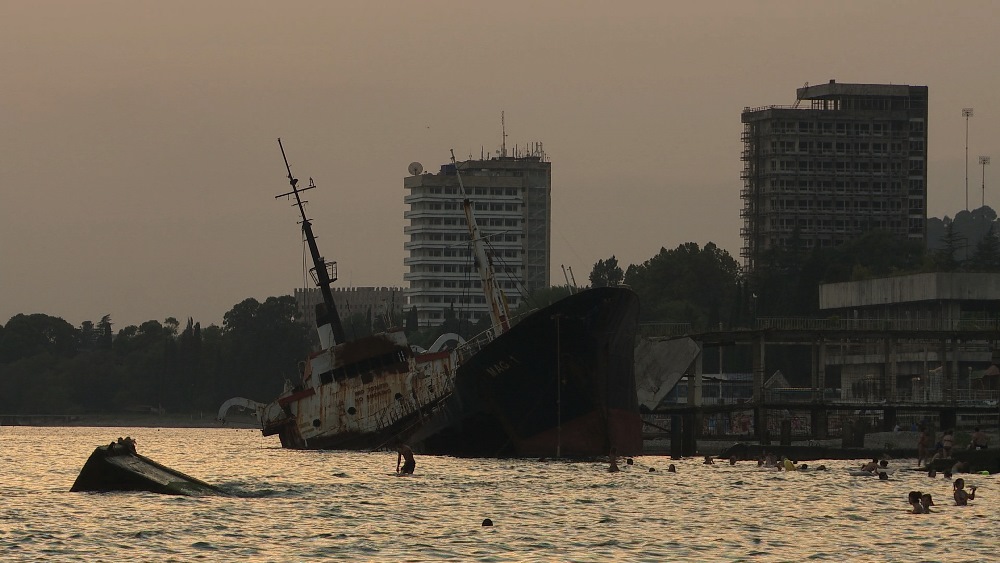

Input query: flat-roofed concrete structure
[819,272,999,404]
[741,80,928,272]
[820,272,1000,325]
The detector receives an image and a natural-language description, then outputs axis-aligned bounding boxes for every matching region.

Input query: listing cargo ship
[413,284,641,458]
[218,143,641,457]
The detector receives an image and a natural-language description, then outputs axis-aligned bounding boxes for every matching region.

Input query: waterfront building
[819,272,999,404]
[740,80,929,271]
[294,286,405,330]
[403,147,551,327]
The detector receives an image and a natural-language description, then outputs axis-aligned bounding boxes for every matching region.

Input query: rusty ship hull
[411,286,643,458]
[256,330,457,450]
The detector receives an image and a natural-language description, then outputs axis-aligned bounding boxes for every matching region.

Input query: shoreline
[0,413,259,429]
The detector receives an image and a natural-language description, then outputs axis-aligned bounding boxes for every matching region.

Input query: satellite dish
[408,162,424,176]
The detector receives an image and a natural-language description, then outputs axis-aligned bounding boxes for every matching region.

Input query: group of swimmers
[608,448,676,473]
[908,477,978,513]
[108,436,137,454]
[917,426,990,467]
[858,458,892,479]
[751,453,827,472]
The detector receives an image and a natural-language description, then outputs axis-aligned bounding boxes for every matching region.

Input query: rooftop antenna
[980,156,991,208]
[963,108,974,211]
[501,110,507,158]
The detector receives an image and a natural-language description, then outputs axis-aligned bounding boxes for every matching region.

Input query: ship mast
[451,149,511,334]
[276,138,347,345]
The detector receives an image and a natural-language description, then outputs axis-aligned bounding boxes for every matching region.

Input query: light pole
[963,108,974,211]
[981,156,992,209]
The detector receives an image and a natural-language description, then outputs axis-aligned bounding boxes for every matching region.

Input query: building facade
[403,150,551,327]
[740,80,929,271]
[819,272,999,402]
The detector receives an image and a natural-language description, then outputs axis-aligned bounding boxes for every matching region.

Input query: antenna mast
[276,138,347,345]
[501,111,507,158]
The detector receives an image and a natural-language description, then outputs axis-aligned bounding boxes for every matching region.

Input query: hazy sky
[3,1,998,329]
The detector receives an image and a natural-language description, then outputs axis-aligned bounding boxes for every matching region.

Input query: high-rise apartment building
[740,80,928,271]
[403,148,551,327]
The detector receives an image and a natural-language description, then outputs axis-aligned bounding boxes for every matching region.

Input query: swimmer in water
[703,455,715,465]
[667,464,676,473]
[953,478,977,506]
[782,457,796,472]
[908,490,925,514]
[860,458,878,473]
[919,493,934,513]
[876,459,890,478]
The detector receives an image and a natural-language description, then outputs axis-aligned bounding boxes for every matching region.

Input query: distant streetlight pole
[981,156,992,209]
[963,108,974,211]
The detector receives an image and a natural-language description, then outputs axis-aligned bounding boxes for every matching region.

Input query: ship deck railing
[454,310,534,362]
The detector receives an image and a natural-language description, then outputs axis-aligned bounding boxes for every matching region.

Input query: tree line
[4,208,998,415]
[588,207,1000,328]
[0,296,311,416]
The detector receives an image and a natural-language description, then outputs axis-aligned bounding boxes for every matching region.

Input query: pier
[643,319,1000,456]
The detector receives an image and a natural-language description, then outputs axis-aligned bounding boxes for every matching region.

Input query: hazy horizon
[3,1,998,330]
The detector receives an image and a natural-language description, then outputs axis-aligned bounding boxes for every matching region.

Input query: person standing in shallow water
[608,447,620,473]
[395,442,416,475]
[970,427,988,450]
[953,478,977,505]
[916,427,930,467]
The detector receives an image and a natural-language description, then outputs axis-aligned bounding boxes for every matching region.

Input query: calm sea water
[1,426,996,562]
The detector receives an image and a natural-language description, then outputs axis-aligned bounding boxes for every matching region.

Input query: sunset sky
[3,1,998,329]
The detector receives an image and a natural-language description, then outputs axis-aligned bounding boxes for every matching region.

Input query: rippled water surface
[1,426,996,561]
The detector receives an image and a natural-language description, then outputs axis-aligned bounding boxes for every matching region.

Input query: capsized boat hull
[413,286,642,458]
[70,443,224,496]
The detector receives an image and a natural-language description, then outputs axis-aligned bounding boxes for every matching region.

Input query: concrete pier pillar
[940,409,957,432]
[951,338,960,404]
[883,407,897,432]
[885,337,897,401]
[752,335,765,404]
[811,342,818,401]
[811,407,828,440]
[752,334,767,443]
[692,352,703,408]
[940,339,949,402]
[817,341,826,401]
[682,412,697,456]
